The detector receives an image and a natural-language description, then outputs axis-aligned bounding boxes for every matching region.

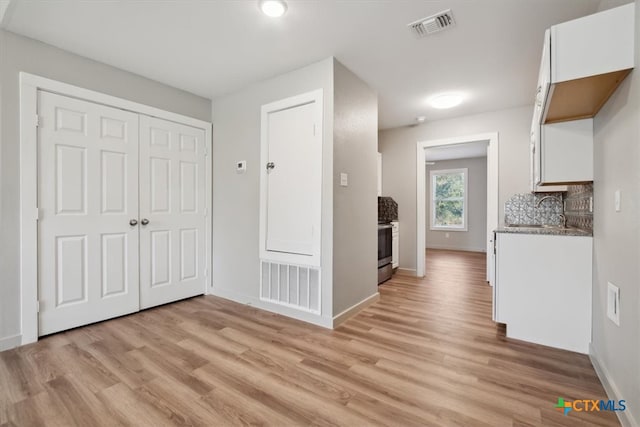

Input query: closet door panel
[139,116,206,309]
[38,91,140,336]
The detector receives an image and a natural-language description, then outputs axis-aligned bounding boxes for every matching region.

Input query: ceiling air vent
[408,9,455,38]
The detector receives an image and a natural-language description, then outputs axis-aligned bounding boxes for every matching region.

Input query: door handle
[129,219,138,226]
[266,162,275,171]
[141,218,150,226]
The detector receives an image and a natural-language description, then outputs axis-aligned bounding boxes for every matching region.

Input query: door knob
[266,162,275,171]
[129,219,138,226]
[141,218,150,226]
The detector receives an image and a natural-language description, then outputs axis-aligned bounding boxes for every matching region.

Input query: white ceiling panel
[5,0,601,129]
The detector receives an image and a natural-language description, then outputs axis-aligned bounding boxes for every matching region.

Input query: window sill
[430,227,468,232]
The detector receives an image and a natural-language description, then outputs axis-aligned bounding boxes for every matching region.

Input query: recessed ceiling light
[428,93,464,109]
[260,0,287,18]
[416,116,426,123]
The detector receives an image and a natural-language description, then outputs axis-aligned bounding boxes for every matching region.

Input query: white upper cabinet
[530,105,568,191]
[551,4,634,84]
[541,119,593,185]
[531,117,593,187]
[539,3,635,124]
[533,30,551,127]
[531,4,633,187]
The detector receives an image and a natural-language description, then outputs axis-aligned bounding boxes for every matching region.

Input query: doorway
[415,133,498,284]
[425,143,487,266]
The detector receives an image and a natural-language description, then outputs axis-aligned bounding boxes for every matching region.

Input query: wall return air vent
[408,9,455,38]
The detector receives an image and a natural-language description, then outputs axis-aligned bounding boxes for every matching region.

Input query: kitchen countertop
[495,226,592,237]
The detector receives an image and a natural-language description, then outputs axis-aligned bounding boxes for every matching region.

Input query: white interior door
[38,91,140,336]
[265,102,321,257]
[139,116,206,309]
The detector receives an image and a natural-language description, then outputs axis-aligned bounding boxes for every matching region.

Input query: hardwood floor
[0,249,618,426]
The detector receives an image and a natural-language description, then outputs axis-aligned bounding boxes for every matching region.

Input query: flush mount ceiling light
[428,93,464,109]
[416,116,426,123]
[260,0,288,17]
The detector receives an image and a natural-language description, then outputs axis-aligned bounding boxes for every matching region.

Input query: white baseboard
[426,245,487,253]
[0,334,22,352]
[396,267,417,277]
[332,292,379,328]
[589,343,638,427]
[209,287,333,329]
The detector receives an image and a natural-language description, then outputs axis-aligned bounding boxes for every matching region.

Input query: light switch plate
[607,282,620,326]
[340,173,348,187]
[614,190,621,212]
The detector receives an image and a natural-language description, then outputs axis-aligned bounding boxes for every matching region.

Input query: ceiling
[425,141,488,162]
[2,0,601,129]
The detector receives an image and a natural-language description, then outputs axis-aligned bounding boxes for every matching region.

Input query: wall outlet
[607,282,620,326]
[236,160,247,174]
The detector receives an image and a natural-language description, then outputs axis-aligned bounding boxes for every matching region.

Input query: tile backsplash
[504,184,593,231]
[505,193,564,226]
[564,184,593,231]
[378,196,398,223]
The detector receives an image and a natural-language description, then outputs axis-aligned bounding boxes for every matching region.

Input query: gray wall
[591,0,639,424]
[332,60,378,315]
[0,30,211,342]
[211,58,335,321]
[426,157,487,252]
[379,105,532,273]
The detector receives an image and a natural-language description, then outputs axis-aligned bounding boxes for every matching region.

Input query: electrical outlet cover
[236,160,247,174]
[607,282,620,326]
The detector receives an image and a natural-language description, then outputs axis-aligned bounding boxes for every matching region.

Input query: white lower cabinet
[391,221,399,269]
[494,232,592,354]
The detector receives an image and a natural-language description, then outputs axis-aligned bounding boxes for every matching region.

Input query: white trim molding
[0,334,23,352]
[210,288,333,329]
[416,133,499,280]
[332,292,380,328]
[19,72,213,346]
[426,245,487,253]
[589,343,637,427]
[396,267,417,276]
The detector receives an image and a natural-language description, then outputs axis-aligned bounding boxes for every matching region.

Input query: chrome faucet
[535,195,562,207]
[535,195,567,228]
[558,214,567,228]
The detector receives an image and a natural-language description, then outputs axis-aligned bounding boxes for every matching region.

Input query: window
[430,168,468,231]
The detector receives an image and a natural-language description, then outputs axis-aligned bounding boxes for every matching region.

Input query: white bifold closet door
[38,92,206,336]
[38,91,140,335]
[139,116,206,309]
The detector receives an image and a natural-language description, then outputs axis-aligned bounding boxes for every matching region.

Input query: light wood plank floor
[0,249,618,426]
